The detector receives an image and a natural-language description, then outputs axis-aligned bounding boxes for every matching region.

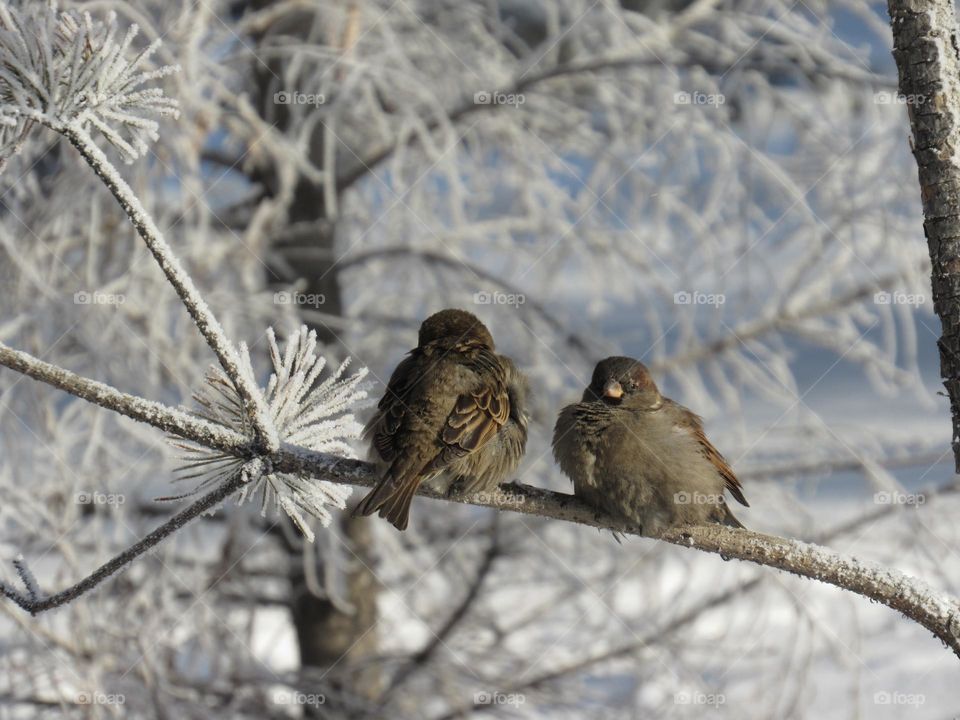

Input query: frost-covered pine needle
[169,326,371,542]
[0,3,180,163]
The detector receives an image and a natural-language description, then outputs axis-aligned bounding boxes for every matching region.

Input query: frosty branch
[61,124,280,454]
[0,461,259,614]
[335,49,897,193]
[0,6,278,454]
[1,3,958,670]
[0,338,958,660]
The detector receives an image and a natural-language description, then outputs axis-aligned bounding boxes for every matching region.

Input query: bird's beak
[603,379,624,399]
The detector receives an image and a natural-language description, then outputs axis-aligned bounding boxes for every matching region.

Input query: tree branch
[0,341,248,454]
[659,526,960,656]
[434,479,955,718]
[0,462,260,614]
[382,518,502,699]
[2,332,958,659]
[216,453,960,659]
[60,123,279,454]
[649,267,929,373]
[335,52,896,193]
[335,246,593,358]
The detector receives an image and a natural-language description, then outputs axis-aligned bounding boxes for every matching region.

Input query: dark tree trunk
[887,0,960,470]
[244,0,381,709]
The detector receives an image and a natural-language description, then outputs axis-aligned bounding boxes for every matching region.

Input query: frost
[0,3,179,163]
[0,0,954,711]
[169,325,370,541]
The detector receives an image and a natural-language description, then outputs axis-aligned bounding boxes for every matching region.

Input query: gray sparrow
[553,356,747,536]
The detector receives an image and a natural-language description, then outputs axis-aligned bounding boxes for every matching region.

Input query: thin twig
[382,518,502,698]
[335,52,896,192]
[0,464,258,614]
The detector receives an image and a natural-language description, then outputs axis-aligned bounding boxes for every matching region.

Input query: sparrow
[552,356,748,536]
[353,309,528,530]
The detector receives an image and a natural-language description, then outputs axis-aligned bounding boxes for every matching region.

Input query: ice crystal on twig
[0,3,179,163]
[169,326,370,541]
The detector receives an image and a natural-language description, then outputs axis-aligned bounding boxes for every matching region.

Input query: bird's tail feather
[379,478,421,531]
[352,457,428,531]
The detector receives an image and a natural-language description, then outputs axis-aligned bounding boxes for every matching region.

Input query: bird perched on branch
[354,309,528,530]
[553,356,748,536]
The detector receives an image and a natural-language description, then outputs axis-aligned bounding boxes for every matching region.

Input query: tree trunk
[246,0,381,709]
[887,0,960,469]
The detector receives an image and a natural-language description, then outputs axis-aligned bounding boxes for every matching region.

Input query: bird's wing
[667,400,749,507]
[363,351,420,464]
[355,349,510,529]
[429,379,511,472]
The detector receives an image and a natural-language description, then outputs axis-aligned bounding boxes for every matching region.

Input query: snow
[0,0,956,717]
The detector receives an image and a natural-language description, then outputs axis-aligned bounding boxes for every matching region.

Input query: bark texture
[888,0,960,469]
